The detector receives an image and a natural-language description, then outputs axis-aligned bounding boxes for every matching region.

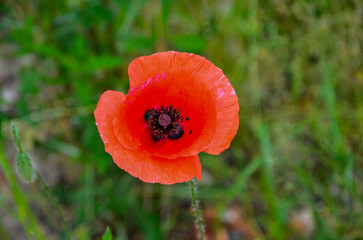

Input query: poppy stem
[35,171,71,240]
[190,180,204,240]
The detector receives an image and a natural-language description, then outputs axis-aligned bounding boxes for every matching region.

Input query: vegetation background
[0,0,362,239]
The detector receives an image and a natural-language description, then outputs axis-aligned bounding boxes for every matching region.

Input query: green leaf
[102,227,112,240]
[16,152,35,183]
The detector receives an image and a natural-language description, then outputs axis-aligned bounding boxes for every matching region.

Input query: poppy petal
[111,146,202,184]
[203,74,239,155]
[94,90,126,148]
[113,72,217,158]
[94,90,201,184]
[128,51,239,155]
[128,51,179,88]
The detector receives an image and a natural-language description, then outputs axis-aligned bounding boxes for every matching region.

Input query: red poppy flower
[94,51,239,184]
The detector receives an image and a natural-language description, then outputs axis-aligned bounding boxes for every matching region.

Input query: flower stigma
[158,114,171,127]
[144,104,184,142]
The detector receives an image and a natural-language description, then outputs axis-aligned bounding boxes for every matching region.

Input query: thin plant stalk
[190,180,204,240]
[35,171,71,240]
[0,142,45,240]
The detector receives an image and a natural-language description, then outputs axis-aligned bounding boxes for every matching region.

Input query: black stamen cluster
[144,105,184,142]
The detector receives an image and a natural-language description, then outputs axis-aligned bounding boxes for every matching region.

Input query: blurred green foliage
[0,0,362,239]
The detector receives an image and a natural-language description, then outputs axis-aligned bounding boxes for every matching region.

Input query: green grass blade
[0,218,8,240]
[102,227,112,240]
[256,122,284,239]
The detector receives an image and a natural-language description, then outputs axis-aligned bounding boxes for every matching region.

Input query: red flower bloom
[94,51,239,184]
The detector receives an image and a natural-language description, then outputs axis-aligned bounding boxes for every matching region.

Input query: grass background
[0,0,362,239]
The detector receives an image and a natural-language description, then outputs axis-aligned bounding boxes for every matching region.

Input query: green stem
[0,218,8,240]
[11,123,23,153]
[35,172,71,240]
[190,180,204,240]
[0,141,45,240]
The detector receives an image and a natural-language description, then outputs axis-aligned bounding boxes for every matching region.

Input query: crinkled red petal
[94,90,202,184]
[111,147,202,184]
[113,73,217,158]
[128,51,239,155]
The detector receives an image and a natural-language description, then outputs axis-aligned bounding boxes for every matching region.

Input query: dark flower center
[144,105,184,142]
[158,114,171,126]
